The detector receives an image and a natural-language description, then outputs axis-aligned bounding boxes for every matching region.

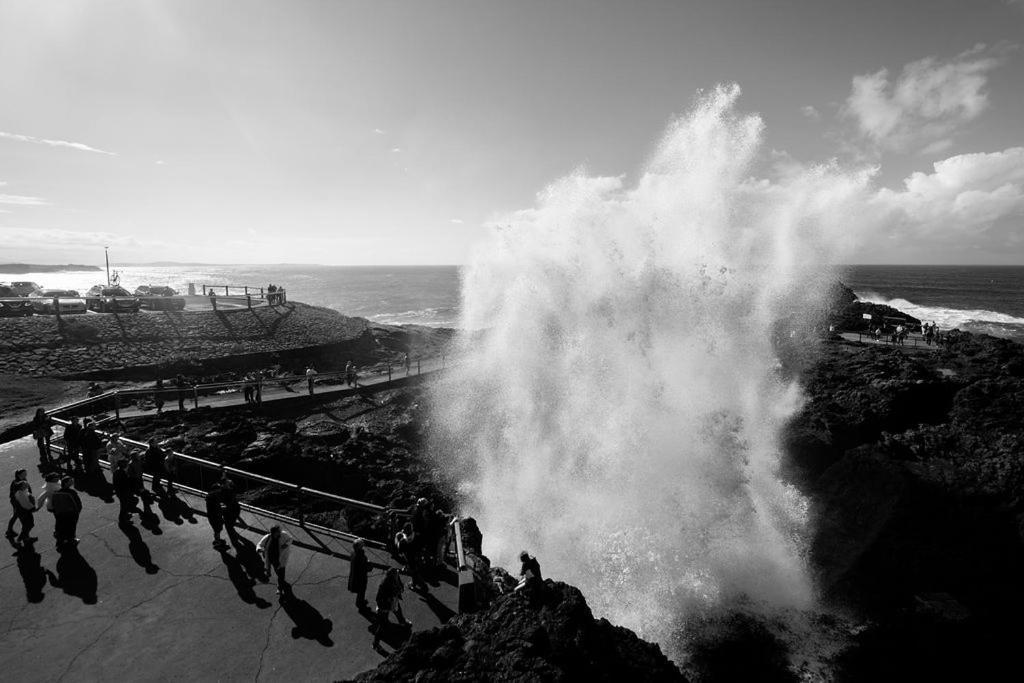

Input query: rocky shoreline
[4,290,1022,680]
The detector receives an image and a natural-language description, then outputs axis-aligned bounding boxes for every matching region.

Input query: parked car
[84,285,140,313]
[134,285,186,311]
[0,285,34,316]
[28,288,87,315]
[9,281,42,297]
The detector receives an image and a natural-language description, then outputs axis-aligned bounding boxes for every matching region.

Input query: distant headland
[0,263,101,274]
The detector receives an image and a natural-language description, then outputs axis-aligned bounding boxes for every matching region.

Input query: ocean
[3,263,1022,342]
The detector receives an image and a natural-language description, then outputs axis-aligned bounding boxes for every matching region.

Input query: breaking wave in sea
[856,292,1024,343]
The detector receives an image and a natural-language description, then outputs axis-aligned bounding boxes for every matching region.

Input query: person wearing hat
[348,538,370,608]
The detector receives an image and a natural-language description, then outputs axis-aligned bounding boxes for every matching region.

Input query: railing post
[244,286,248,295]
[246,295,252,309]
[225,286,229,296]
[202,285,206,296]
[114,392,121,421]
[54,297,61,321]
[417,359,421,375]
[388,363,392,384]
[296,485,304,525]
[193,386,199,409]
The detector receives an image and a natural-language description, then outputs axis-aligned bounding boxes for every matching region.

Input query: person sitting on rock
[515,550,542,593]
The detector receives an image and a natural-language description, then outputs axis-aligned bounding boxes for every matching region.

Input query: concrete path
[0,438,457,682]
[836,331,940,352]
[106,357,448,422]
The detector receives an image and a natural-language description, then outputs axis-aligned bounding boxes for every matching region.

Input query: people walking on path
[32,409,53,467]
[305,365,318,395]
[112,459,137,525]
[258,524,293,596]
[62,417,83,471]
[6,469,30,540]
[51,476,83,548]
[348,538,370,608]
[372,567,411,646]
[205,484,227,548]
[12,481,37,544]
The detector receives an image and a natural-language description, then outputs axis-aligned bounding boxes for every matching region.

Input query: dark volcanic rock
[347,581,685,683]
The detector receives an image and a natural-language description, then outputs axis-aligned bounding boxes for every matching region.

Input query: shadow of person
[233,536,268,583]
[371,619,412,651]
[16,543,47,603]
[156,494,184,525]
[413,586,456,624]
[280,592,334,646]
[217,547,271,608]
[74,470,115,503]
[118,520,159,574]
[49,546,98,604]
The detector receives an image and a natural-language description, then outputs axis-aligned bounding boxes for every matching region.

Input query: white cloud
[800,105,820,120]
[449,218,464,224]
[844,46,1003,152]
[0,227,151,249]
[0,130,117,155]
[0,194,47,206]
[872,147,1024,244]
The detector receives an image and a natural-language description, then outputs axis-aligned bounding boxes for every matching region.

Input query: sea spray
[431,85,874,655]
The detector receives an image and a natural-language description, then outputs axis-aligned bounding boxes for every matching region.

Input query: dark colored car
[134,285,186,311]
[0,285,34,317]
[84,285,140,313]
[9,281,41,297]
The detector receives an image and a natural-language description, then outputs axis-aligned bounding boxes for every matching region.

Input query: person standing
[305,365,317,395]
[258,525,293,596]
[145,439,167,493]
[348,538,370,608]
[31,409,53,467]
[164,449,179,494]
[175,374,188,412]
[63,417,83,471]
[112,459,136,525]
[51,476,83,548]
[205,484,226,548]
[106,433,128,472]
[372,568,411,646]
[80,420,104,475]
[220,476,241,544]
[403,352,411,376]
[154,377,165,414]
[5,469,29,540]
[13,481,37,545]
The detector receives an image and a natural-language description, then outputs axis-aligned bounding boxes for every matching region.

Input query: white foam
[855,292,1024,331]
[431,85,876,657]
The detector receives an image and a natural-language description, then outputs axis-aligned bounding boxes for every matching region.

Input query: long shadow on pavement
[217,546,271,609]
[280,592,334,646]
[48,546,98,604]
[118,520,159,574]
[15,542,47,603]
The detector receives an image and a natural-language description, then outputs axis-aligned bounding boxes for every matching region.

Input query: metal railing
[48,414,397,549]
[199,285,287,306]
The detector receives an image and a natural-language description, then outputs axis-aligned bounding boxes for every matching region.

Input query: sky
[0,0,1022,266]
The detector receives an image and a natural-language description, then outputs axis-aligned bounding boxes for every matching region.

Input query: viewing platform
[0,437,458,682]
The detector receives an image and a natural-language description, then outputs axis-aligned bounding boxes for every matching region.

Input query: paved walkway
[0,438,457,682]
[836,331,940,352]
[104,358,448,422]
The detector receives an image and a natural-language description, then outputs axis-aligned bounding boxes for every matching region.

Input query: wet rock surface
[345,581,686,683]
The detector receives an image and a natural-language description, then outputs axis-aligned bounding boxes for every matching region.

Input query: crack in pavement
[252,550,317,683]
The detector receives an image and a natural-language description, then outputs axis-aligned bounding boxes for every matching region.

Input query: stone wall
[0,302,371,378]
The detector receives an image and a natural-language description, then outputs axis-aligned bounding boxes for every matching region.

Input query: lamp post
[104,246,110,286]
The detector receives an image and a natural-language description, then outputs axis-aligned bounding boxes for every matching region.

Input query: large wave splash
[431,85,874,653]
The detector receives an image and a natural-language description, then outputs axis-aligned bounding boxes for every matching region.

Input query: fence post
[387,363,392,385]
[246,295,252,309]
[296,486,304,525]
[114,392,121,421]
[225,286,229,296]
[193,387,199,409]
[417,359,421,375]
[54,297,61,321]
[244,286,248,296]
[202,285,206,296]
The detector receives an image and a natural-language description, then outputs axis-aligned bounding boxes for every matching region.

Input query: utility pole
[104,246,110,286]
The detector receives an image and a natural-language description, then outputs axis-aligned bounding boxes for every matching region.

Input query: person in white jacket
[35,472,61,513]
[257,525,293,596]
